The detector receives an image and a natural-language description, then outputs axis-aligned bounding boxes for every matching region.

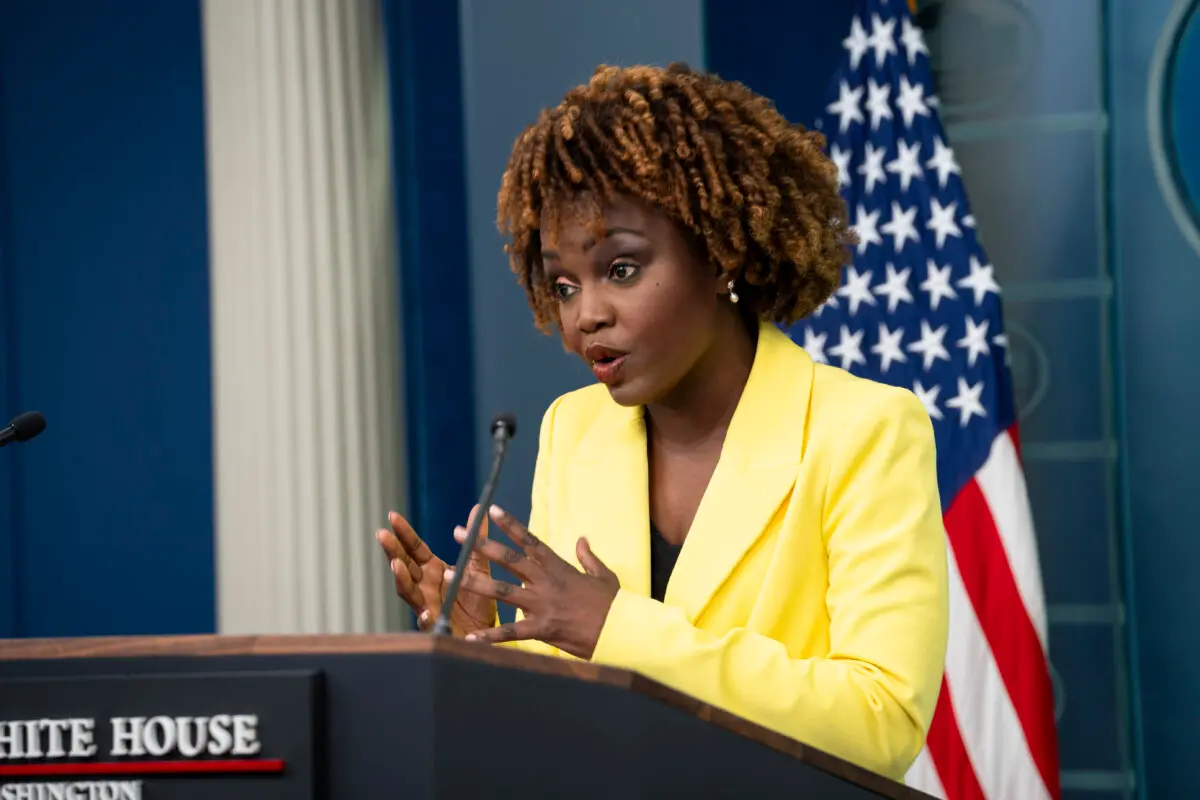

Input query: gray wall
[458,0,703,524]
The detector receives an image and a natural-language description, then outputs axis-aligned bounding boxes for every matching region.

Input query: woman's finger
[464,618,541,645]
[462,504,492,575]
[376,527,404,562]
[454,525,539,582]
[576,537,619,584]
[445,567,534,608]
[487,505,562,568]
[415,607,435,631]
[378,529,423,584]
[389,554,426,611]
[389,511,436,565]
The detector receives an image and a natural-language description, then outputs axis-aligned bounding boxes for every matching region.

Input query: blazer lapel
[565,403,652,596]
[560,324,816,615]
[664,324,814,622]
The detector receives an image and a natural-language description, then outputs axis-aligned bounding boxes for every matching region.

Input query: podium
[0,634,934,799]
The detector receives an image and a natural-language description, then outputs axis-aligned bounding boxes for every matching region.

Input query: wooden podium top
[0,633,933,800]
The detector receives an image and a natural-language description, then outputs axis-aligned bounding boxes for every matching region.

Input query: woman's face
[540,195,729,407]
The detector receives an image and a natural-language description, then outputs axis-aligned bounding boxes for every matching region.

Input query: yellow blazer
[510,322,949,782]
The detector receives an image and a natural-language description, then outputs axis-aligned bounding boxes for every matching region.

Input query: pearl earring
[727,279,739,304]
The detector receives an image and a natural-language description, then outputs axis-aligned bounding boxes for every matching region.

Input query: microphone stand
[431,414,516,637]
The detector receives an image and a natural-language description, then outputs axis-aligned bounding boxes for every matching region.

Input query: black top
[649,521,683,602]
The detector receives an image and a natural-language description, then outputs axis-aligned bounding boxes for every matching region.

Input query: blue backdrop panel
[703,0,853,129]
[382,0,478,565]
[0,118,13,636]
[0,0,214,636]
[1119,0,1200,793]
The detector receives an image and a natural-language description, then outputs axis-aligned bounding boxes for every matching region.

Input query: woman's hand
[450,505,621,660]
[376,506,496,637]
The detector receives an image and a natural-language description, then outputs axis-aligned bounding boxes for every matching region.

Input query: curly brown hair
[496,62,856,333]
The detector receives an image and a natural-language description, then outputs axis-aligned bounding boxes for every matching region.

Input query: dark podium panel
[0,634,935,799]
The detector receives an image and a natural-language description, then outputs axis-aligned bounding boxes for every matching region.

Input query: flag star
[912,380,943,421]
[865,79,894,130]
[962,213,976,228]
[828,325,867,371]
[802,328,829,364]
[827,80,864,133]
[830,143,851,188]
[945,377,987,427]
[957,255,1001,305]
[837,266,877,315]
[993,331,1011,366]
[858,142,888,195]
[843,15,870,71]
[956,316,991,367]
[907,319,951,370]
[920,259,958,310]
[926,137,962,188]
[886,139,924,192]
[871,322,907,373]
[895,75,931,128]
[873,262,913,312]
[926,198,963,249]
[880,201,920,251]
[868,14,898,68]
[853,204,883,254]
[900,16,929,65]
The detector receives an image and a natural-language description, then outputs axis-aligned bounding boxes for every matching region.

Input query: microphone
[432,412,518,637]
[0,411,46,448]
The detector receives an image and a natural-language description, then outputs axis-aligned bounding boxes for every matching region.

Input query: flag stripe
[976,428,1050,646]
[922,677,983,800]
[945,475,1059,797]
[943,489,1055,800]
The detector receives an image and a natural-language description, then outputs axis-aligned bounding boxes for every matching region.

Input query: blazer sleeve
[588,388,949,781]
[496,397,564,658]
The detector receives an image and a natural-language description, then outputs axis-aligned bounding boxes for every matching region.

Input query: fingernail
[391,559,401,574]
[419,610,430,623]
[489,504,504,520]
[465,633,478,642]
[453,525,466,542]
[443,568,454,582]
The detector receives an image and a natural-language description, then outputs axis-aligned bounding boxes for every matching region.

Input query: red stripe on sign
[925,674,987,800]
[0,760,285,777]
[944,478,1061,799]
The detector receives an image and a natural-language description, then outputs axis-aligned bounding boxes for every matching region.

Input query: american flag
[786,2,1062,798]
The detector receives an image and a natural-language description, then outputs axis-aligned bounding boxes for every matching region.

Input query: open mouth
[583,343,629,383]
[589,353,628,383]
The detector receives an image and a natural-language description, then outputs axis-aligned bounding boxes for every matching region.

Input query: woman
[376,63,948,783]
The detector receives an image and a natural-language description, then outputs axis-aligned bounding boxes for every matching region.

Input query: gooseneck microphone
[432,412,518,637]
[0,411,46,448]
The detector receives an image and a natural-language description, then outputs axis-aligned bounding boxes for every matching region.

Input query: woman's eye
[610,261,640,282]
[551,280,577,300]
